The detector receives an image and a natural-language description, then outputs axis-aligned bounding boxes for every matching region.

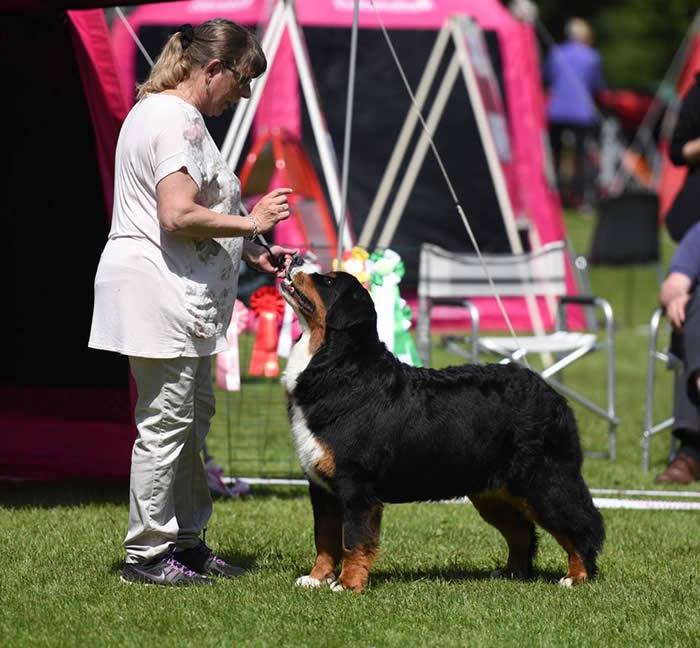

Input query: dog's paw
[295,575,333,588]
[329,579,349,593]
[558,576,575,588]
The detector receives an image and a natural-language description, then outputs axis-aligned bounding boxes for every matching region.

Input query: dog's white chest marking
[288,403,332,492]
[282,331,312,392]
[282,332,332,492]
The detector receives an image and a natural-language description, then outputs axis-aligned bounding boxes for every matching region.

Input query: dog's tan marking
[471,488,588,584]
[470,492,533,576]
[315,443,336,478]
[551,532,588,585]
[308,500,343,582]
[335,503,383,592]
[291,272,327,353]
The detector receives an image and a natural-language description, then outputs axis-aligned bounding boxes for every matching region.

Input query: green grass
[1,483,698,647]
[1,210,698,647]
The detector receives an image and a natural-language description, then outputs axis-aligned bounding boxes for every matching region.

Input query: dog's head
[280,258,377,340]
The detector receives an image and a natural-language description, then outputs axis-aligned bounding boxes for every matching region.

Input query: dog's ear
[326,279,377,330]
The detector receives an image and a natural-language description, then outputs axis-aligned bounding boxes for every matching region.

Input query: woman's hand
[243,242,299,278]
[250,188,293,234]
[666,293,691,330]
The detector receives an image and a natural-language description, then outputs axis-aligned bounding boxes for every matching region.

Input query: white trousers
[124,355,215,564]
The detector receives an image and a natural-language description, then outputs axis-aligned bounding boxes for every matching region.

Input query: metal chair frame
[641,307,681,471]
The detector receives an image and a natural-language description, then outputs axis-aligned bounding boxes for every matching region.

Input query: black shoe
[120,552,216,586]
[174,540,245,579]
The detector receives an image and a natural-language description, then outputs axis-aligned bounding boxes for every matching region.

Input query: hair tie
[178,24,195,50]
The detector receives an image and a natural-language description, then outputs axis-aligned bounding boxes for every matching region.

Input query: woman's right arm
[156,169,291,238]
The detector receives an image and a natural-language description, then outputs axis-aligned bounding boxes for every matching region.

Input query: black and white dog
[280,259,604,592]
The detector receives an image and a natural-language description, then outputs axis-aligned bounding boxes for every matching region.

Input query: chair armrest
[560,295,598,306]
[557,295,614,336]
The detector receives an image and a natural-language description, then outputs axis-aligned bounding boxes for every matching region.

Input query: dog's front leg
[296,482,343,588]
[332,493,384,593]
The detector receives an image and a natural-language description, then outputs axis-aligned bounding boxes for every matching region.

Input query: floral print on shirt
[180,107,243,340]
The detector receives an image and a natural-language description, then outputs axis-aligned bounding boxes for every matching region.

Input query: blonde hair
[565,17,593,45]
[136,19,266,100]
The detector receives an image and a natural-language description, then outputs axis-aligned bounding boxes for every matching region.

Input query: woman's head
[565,17,593,46]
[136,19,266,102]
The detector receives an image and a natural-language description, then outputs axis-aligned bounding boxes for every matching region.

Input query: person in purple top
[542,17,605,209]
[655,221,700,483]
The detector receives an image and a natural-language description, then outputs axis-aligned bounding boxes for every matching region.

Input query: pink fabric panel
[68,9,129,221]
[254,31,300,139]
[1,417,134,482]
[296,0,504,29]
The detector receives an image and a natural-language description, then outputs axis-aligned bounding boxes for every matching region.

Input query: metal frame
[641,307,682,471]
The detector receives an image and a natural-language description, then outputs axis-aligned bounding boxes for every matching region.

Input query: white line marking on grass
[227,479,700,509]
[592,498,700,510]
[590,488,700,498]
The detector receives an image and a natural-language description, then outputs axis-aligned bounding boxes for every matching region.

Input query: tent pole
[286,2,352,249]
[451,17,549,351]
[359,23,452,249]
[376,55,461,249]
[336,0,360,266]
[221,0,286,167]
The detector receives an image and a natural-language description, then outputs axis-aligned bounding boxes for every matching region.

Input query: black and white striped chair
[417,241,619,459]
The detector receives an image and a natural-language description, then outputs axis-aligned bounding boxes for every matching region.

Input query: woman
[89,19,296,586]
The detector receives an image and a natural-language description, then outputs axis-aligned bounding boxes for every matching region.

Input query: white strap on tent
[114,7,154,68]
[336,0,361,266]
[367,0,528,364]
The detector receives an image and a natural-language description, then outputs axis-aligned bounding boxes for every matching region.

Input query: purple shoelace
[166,554,199,577]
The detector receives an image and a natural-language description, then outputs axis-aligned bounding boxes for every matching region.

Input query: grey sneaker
[174,540,245,579]
[120,552,215,586]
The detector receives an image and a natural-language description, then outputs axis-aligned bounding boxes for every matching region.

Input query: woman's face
[204,62,252,117]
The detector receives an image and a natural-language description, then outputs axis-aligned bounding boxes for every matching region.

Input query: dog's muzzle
[281,256,315,313]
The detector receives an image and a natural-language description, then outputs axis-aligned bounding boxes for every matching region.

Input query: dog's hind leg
[296,483,343,588]
[526,474,605,587]
[332,491,384,593]
[470,492,537,579]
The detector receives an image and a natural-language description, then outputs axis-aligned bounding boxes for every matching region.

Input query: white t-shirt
[89,94,243,358]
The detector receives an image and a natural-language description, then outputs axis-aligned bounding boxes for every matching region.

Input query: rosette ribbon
[369,249,422,367]
[332,246,371,287]
[248,285,286,377]
[216,299,249,391]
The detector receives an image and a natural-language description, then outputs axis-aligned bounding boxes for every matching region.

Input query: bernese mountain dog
[280,257,605,593]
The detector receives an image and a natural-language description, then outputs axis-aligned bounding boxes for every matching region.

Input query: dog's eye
[323,277,333,286]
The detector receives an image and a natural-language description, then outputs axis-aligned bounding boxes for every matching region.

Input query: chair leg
[605,305,617,461]
[641,311,660,471]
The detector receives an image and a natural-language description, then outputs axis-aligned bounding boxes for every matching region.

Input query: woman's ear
[203,59,223,79]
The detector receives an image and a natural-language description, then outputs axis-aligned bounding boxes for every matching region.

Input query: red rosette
[248,285,286,377]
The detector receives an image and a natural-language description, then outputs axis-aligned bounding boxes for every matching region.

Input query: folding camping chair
[641,307,682,471]
[417,241,619,459]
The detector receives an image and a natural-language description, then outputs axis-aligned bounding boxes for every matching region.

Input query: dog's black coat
[284,269,605,590]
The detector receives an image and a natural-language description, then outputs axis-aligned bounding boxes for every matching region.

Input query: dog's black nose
[286,252,304,281]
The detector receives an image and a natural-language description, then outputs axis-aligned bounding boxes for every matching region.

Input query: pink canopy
[111,0,571,331]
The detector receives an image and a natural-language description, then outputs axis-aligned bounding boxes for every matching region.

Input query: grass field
[2,211,699,647]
